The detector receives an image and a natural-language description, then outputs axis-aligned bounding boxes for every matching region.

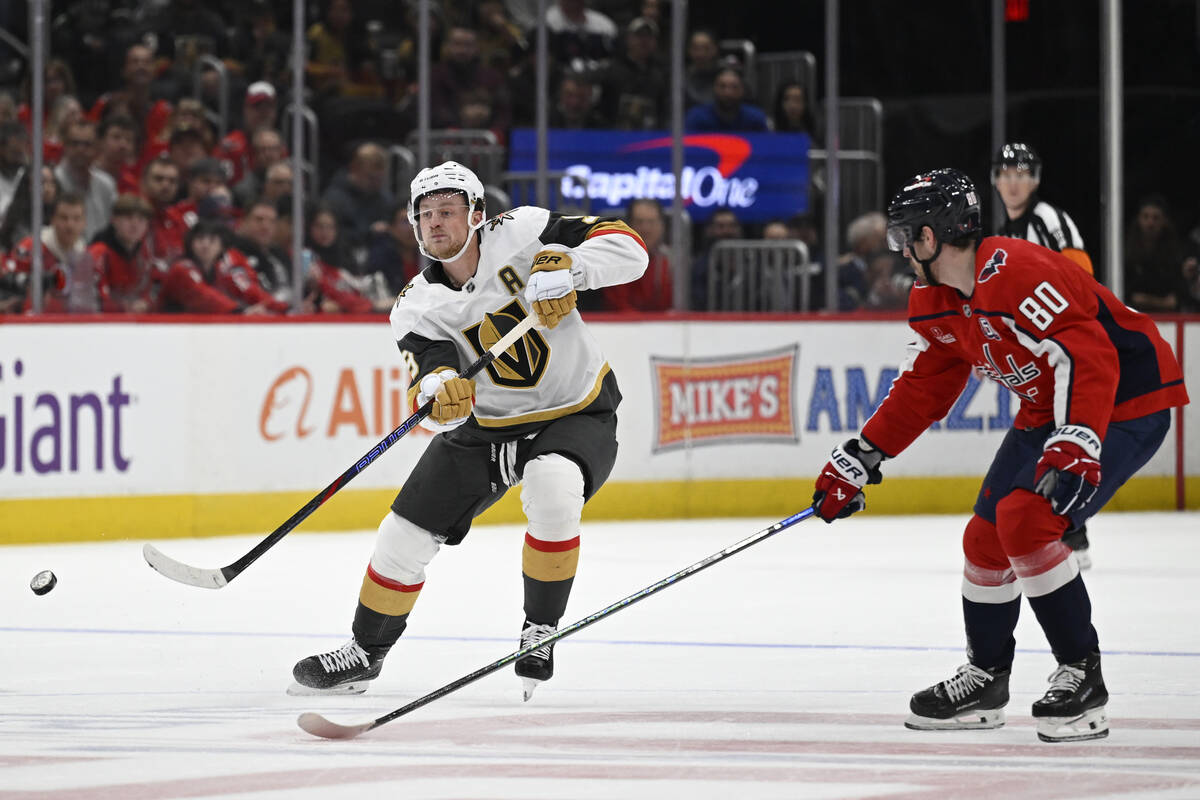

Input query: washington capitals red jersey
[861,237,1188,457]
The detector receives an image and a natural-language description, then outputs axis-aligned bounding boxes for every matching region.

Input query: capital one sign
[508,129,811,223]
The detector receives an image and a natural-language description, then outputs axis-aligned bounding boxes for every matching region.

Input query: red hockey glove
[1034,425,1102,516]
[813,438,884,523]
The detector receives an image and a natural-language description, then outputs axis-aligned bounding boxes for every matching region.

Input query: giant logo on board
[651,345,798,452]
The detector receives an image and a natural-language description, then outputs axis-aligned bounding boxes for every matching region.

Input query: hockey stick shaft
[145,313,537,588]
[298,506,816,739]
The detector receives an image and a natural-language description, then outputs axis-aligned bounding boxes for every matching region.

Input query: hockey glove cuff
[1034,424,1102,516]
[812,438,884,523]
[524,250,578,329]
[416,368,475,432]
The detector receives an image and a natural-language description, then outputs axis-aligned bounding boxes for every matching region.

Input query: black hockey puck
[30,570,57,595]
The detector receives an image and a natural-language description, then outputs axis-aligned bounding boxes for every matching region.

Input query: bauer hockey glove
[1034,424,1102,516]
[524,249,578,329]
[812,438,884,523]
[416,368,476,433]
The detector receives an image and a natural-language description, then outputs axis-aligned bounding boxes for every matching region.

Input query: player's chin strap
[434,222,484,264]
[915,240,944,288]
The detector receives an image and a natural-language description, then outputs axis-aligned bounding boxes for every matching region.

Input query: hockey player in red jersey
[811,169,1188,742]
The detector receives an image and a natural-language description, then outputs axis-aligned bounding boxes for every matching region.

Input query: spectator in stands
[0,91,15,125]
[550,71,608,129]
[786,212,821,255]
[146,0,230,74]
[232,129,286,209]
[232,198,293,303]
[600,17,667,130]
[0,165,58,257]
[321,142,394,245]
[691,207,742,309]
[863,251,912,311]
[1125,194,1189,312]
[685,67,769,133]
[217,81,280,188]
[54,119,115,241]
[50,1,135,102]
[43,95,83,165]
[0,122,28,226]
[260,162,295,208]
[762,220,790,240]
[148,98,216,170]
[17,59,77,136]
[162,220,286,314]
[771,81,818,139]
[477,0,529,73]
[306,0,382,100]
[165,126,211,185]
[834,211,888,310]
[140,156,184,261]
[228,0,292,88]
[87,44,173,165]
[4,192,97,313]
[685,29,721,108]
[305,206,375,313]
[545,0,618,69]
[94,115,140,196]
[164,157,228,248]
[89,193,159,313]
[367,201,423,295]
[432,26,513,135]
[601,197,672,311]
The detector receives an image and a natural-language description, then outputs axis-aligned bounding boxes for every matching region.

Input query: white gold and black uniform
[390,206,648,545]
[998,199,1084,254]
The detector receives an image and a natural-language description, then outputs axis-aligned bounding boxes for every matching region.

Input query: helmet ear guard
[407,160,487,263]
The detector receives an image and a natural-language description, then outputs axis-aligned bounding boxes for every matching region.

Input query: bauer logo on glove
[524,249,578,330]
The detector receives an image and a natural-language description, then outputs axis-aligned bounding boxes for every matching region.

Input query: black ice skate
[1062,524,1092,570]
[515,619,556,702]
[905,663,1010,730]
[288,639,389,696]
[1032,651,1109,742]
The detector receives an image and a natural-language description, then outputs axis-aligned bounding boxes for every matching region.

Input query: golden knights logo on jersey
[463,301,549,388]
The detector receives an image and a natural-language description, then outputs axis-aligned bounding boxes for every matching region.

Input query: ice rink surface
[2,511,1199,799]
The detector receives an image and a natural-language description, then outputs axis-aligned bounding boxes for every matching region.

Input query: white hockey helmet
[407,160,487,262]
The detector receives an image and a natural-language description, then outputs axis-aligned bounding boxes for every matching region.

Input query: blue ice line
[2,627,1198,658]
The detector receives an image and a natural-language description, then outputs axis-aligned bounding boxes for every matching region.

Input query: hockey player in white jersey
[290,161,649,700]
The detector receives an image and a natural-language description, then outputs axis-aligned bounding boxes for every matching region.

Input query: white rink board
[0,318,1193,500]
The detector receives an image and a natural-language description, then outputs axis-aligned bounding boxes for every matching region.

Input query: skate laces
[316,640,371,674]
[1046,662,1086,694]
[942,664,994,703]
[520,622,556,661]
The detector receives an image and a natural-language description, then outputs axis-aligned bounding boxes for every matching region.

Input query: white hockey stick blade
[297,712,374,740]
[142,544,229,589]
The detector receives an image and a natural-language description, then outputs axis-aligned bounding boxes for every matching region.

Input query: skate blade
[521,677,542,702]
[905,708,1006,731]
[286,680,370,697]
[1036,707,1109,742]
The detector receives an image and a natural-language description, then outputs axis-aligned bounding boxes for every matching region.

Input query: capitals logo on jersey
[978,248,1007,283]
[462,301,549,388]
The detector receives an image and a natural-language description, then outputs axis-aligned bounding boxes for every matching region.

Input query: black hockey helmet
[991,142,1042,183]
[886,168,983,253]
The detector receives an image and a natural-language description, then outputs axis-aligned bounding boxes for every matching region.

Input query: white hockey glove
[416,368,475,433]
[523,250,578,330]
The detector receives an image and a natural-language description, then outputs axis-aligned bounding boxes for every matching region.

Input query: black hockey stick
[143,313,538,589]
[297,506,817,740]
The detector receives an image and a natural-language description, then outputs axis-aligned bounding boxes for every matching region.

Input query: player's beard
[426,231,468,261]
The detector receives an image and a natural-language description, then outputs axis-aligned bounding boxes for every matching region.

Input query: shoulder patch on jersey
[978,248,1007,283]
[487,212,515,231]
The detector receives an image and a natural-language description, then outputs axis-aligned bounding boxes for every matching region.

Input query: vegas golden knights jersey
[390,205,648,435]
